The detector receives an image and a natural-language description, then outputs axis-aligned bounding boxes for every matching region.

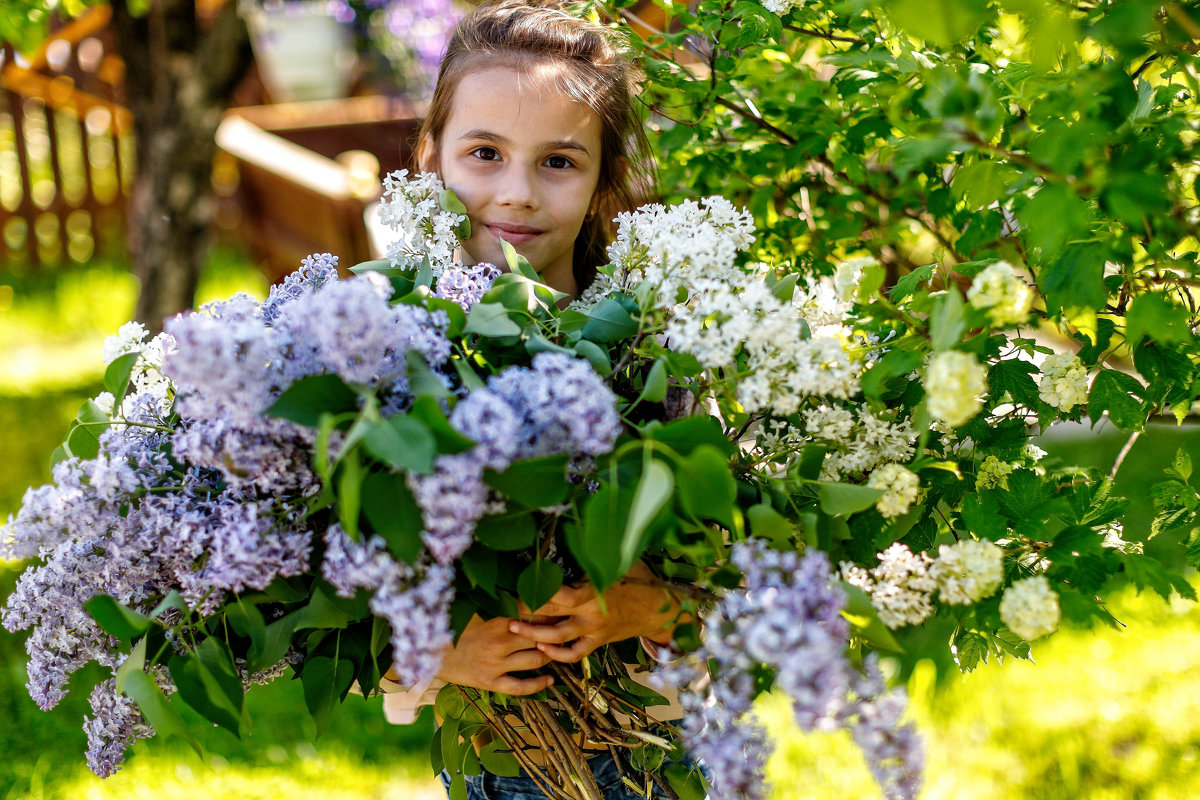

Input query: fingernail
[509,622,520,633]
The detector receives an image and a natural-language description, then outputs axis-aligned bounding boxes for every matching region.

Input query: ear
[417,134,436,173]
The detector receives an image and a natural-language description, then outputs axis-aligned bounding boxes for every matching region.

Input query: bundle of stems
[456,652,681,800]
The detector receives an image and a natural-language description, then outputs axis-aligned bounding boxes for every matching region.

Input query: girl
[380,3,697,799]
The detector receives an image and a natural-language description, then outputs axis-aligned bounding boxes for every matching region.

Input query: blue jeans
[439,753,703,799]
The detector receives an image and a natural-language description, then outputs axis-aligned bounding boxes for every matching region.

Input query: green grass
[3,258,1200,799]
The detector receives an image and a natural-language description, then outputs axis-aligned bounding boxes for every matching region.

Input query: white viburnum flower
[759,0,802,14]
[1037,352,1089,411]
[999,575,1060,641]
[870,543,936,628]
[867,463,921,518]
[924,350,988,428]
[832,256,879,303]
[975,455,1015,490]
[931,540,1003,605]
[967,261,1032,327]
[840,560,873,594]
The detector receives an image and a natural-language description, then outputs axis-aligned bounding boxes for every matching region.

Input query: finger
[509,619,580,644]
[492,673,555,697]
[537,637,597,664]
[503,648,552,672]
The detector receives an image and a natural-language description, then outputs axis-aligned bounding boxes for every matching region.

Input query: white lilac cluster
[975,455,1014,490]
[866,543,936,629]
[377,169,465,274]
[408,352,621,564]
[924,350,988,428]
[801,405,916,480]
[866,464,921,519]
[966,261,1033,327]
[930,540,1004,605]
[1037,351,1089,411]
[999,575,1061,641]
[434,262,502,310]
[655,540,922,800]
[321,526,454,687]
[96,321,173,416]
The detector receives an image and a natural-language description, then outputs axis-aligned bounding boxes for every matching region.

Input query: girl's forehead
[445,66,602,147]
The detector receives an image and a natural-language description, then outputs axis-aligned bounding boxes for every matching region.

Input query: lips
[485,222,543,245]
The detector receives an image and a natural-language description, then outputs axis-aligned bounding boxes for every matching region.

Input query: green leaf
[478,739,521,777]
[930,289,966,352]
[103,351,141,411]
[84,595,152,642]
[361,470,425,563]
[572,340,612,376]
[574,486,634,592]
[664,761,710,800]
[168,638,245,735]
[841,583,903,652]
[952,629,989,673]
[638,359,669,404]
[771,273,800,302]
[648,416,735,457]
[1088,369,1146,431]
[302,655,357,737]
[362,414,437,474]
[265,375,360,428]
[862,349,922,402]
[435,682,467,719]
[248,613,299,674]
[66,399,109,460]
[889,263,937,302]
[1126,293,1192,346]
[988,359,1041,409]
[1038,242,1109,316]
[337,448,364,541]
[498,237,540,281]
[123,671,203,755]
[406,351,454,400]
[622,459,674,568]
[816,481,884,516]
[484,455,570,508]
[1121,553,1197,601]
[747,503,794,546]
[474,513,537,551]
[888,0,990,45]
[439,188,471,239]
[409,396,476,455]
[676,445,736,527]
[517,560,565,612]
[348,258,394,276]
[226,600,267,655]
[464,302,522,337]
[115,636,147,695]
[580,298,638,342]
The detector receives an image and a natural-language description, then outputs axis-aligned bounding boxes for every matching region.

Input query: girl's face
[421,65,604,296]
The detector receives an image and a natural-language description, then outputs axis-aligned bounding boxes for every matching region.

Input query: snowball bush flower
[867,464,921,518]
[967,261,1032,327]
[1038,352,1089,410]
[999,575,1061,640]
[870,544,936,628]
[924,350,987,427]
[975,455,1015,490]
[931,540,1004,605]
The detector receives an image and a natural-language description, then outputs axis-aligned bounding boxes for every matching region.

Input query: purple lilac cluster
[434,262,502,310]
[654,540,923,800]
[83,677,155,777]
[321,525,453,687]
[2,253,459,776]
[408,352,622,564]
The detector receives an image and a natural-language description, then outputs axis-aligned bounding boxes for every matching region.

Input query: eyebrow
[459,128,593,158]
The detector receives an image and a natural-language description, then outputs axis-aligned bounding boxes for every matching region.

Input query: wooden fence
[0,7,133,269]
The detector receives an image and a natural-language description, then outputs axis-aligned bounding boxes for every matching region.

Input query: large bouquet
[3,169,1190,800]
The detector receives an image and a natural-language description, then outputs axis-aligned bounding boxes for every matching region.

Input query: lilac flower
[434,262,502,310]
[83,678,154,778]
[322,525,453,687]
[841,656,924,800]
[259,252,340,325]
[171,417,320,496]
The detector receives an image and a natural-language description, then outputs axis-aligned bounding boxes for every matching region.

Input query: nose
[494,163,539,210]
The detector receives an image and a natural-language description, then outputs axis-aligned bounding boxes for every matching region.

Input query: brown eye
[545,155,573,169]
[472,147,500,161]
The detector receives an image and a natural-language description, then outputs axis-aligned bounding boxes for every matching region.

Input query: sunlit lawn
[3,256,1199,800]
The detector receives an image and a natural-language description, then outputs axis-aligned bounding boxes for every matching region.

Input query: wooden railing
[0,7,133,269]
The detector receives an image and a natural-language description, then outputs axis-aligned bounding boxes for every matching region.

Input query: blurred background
[2,2,1200,799]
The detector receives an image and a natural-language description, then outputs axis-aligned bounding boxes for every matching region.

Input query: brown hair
[417,0,652,291]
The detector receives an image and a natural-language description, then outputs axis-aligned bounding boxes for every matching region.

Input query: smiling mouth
[486,224,543,245]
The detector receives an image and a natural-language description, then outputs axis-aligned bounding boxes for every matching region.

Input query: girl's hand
[508,561,680,664]
[435,613,556,695]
